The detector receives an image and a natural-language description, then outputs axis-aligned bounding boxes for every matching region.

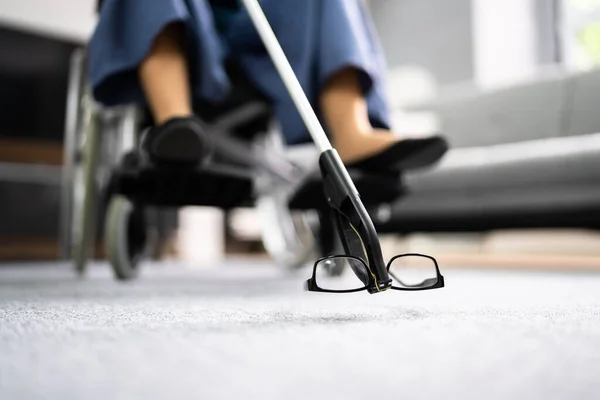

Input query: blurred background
[1,0,600,271]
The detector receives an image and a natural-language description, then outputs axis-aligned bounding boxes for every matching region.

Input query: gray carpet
[1,260,599,400]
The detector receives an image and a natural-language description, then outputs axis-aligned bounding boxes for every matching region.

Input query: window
[562,0,600,69]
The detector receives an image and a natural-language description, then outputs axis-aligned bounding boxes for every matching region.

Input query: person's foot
[139,117,212,167]
[338,130,449,173]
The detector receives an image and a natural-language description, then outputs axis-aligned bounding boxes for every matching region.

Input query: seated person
[89,0,447,172]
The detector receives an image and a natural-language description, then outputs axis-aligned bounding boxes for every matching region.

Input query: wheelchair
[59,0,406,284]
[58,49,404,281]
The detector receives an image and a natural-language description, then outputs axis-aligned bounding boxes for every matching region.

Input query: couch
[377,68,600,233]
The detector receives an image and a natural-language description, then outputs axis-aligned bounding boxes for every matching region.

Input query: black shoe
[139,117,212,167]
[346,135,449,173]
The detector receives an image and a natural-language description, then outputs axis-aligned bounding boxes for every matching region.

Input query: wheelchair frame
[59,48,334,280]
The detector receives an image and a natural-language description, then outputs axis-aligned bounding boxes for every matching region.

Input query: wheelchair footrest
[110,153,254,209]
[289,169,407,210]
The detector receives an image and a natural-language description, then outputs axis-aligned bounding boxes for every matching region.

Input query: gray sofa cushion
[393,133,600,217]
[565,68,600,137]
[406,133,600,191]
[433,76,568,147]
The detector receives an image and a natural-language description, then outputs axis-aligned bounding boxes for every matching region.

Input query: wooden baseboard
[0,139,63,165]
[0,236,182,262]
[438,253,600,272]
[0,238,108,262]
[0,237,59,261]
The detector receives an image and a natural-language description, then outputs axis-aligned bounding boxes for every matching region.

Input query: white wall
[0,0,97,42]
[472,0,538,89]
[369,0,474,86]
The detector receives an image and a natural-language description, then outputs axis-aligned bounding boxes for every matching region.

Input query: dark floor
[1,260,599,400]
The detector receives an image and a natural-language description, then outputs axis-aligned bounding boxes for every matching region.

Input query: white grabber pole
[240,0,333,154]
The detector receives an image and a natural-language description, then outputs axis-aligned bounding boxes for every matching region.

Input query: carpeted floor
[1,260,599,400]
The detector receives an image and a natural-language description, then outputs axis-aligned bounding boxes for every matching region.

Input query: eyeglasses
[305,253,445,293]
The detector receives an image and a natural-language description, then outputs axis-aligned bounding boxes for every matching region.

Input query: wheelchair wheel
[72,98,102,275]
[60,50,85,260]
[258,198,345,276]
[105,195,149,281]
[257,194,318,270]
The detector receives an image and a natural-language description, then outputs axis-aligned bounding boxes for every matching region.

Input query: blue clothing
[210,0,240,53]
[89,0,391,145]
[211,1,240,33]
